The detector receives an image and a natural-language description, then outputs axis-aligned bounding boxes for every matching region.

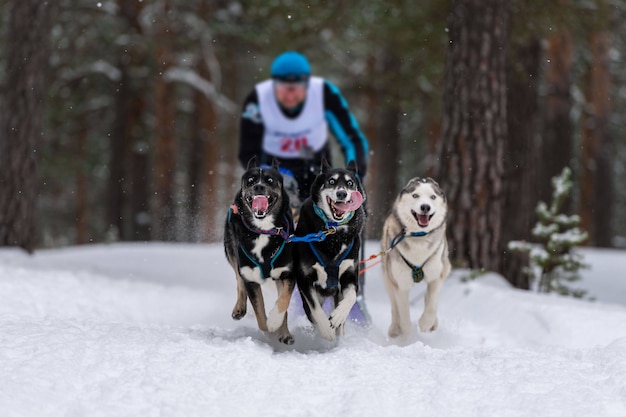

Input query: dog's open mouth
[412,210,434,228]
[247,195,274,218]
[327,191,363,221]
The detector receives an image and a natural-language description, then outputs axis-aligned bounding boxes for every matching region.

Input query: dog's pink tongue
[417,214,430,227]
[252,195,269,213]
[334,191,363,212]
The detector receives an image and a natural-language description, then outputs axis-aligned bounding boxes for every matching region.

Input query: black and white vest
[256,76,328,159]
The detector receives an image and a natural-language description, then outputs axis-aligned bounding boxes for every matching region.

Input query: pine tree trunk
[580,31,613,247]
[154,0,177,241]
[0,1,57,252]
[76,122,88,245]
[434,0,509,271]
[500,39,542,289]
[540,32,574,207]
[109,0,150,241]
[367,50,401,239]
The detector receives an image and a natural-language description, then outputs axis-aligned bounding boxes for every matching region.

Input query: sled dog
[224,158,296,345]
[295,160,366,341]
[381,177,450,338]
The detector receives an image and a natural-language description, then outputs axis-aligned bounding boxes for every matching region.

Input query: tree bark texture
[108,0,150,241]
[500,39,542,289]
[366,49,401,239]
[540,32,574,208]
[434,0,509,271]
[580,31,613,247]
[154,0,177,241]
[0,1,57,252]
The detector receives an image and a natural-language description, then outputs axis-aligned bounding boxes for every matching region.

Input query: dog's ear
[346,160,358,175]
[271,157,280,171]
[427,177,446,201]
[320,157,331,173]
[246,156,258,170]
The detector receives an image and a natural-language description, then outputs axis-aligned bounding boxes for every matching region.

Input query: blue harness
[308,203,356,289]
[389,230,429,283]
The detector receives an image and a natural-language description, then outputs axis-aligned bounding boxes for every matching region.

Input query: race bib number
[280,137,308,154]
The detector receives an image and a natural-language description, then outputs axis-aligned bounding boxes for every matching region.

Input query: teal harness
[308,203,356,289]
[228,204,289,280]
[389,230,430,283]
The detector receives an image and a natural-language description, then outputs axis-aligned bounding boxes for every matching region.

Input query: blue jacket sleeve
[322,80,369,177]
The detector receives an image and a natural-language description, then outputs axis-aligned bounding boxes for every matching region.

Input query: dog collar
[313,203,354,228]
[228,204,291,240]
[389,230,428,250]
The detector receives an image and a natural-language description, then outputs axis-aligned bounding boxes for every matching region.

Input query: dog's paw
[317,320,336,341]
[418,314,438,332]
[231,305,246,320]
[328,312,346,331]
[388,323,402,338]
[278,332,295,345]
[266,306,285,332]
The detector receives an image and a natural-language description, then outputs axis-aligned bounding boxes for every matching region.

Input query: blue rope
[227,205,335,244]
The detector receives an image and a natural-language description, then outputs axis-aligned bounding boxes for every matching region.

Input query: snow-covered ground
[1,242,625,417]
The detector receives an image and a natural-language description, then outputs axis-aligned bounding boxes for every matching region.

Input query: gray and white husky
[381,177,451,338]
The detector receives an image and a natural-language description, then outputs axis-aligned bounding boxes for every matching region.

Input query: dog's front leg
[301,281,335,341]
[267,276,296,345]
[244,281,268,332]
[419,278,444,332]
[267,277,295,333]
[329,284,356,333]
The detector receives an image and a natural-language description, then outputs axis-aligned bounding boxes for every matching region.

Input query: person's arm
[238,89,265,168]
[322,80,369,177]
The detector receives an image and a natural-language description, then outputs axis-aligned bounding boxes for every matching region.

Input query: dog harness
[308,239,355,289]
[228,204,290,280]
[389,230,430,284]
[307,202,358,289]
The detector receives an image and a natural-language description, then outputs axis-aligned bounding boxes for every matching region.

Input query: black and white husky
[381,177,450,338]
[224,158,296,345]
[295,160,365,341]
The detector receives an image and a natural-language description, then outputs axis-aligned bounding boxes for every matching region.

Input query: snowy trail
[1,243,626,417]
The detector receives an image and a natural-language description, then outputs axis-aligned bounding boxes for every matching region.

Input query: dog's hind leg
[245,281,268,332]
[383,276,403,338]
[267,278,295,333]
[231,269,248,320]
[419,278,444,332]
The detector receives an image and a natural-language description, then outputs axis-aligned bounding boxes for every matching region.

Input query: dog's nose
[254,184,266,192]
[336,190,348,201]
[420,204,430,213]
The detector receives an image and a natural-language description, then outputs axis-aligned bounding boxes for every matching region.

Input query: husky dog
[295,160,366,341]
[224,158,296,345]
[381,177,450,338]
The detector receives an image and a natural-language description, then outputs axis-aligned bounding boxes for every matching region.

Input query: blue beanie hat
[270,51,311,82]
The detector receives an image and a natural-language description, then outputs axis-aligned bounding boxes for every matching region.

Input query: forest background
[1,0,625,290]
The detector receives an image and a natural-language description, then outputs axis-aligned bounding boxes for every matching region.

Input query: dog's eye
[412,193,418,199]
[266,176,274,184]
[347,180,354,187]
[247,177,255,185]
[430,195,436,200]
[329,179,336,185]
